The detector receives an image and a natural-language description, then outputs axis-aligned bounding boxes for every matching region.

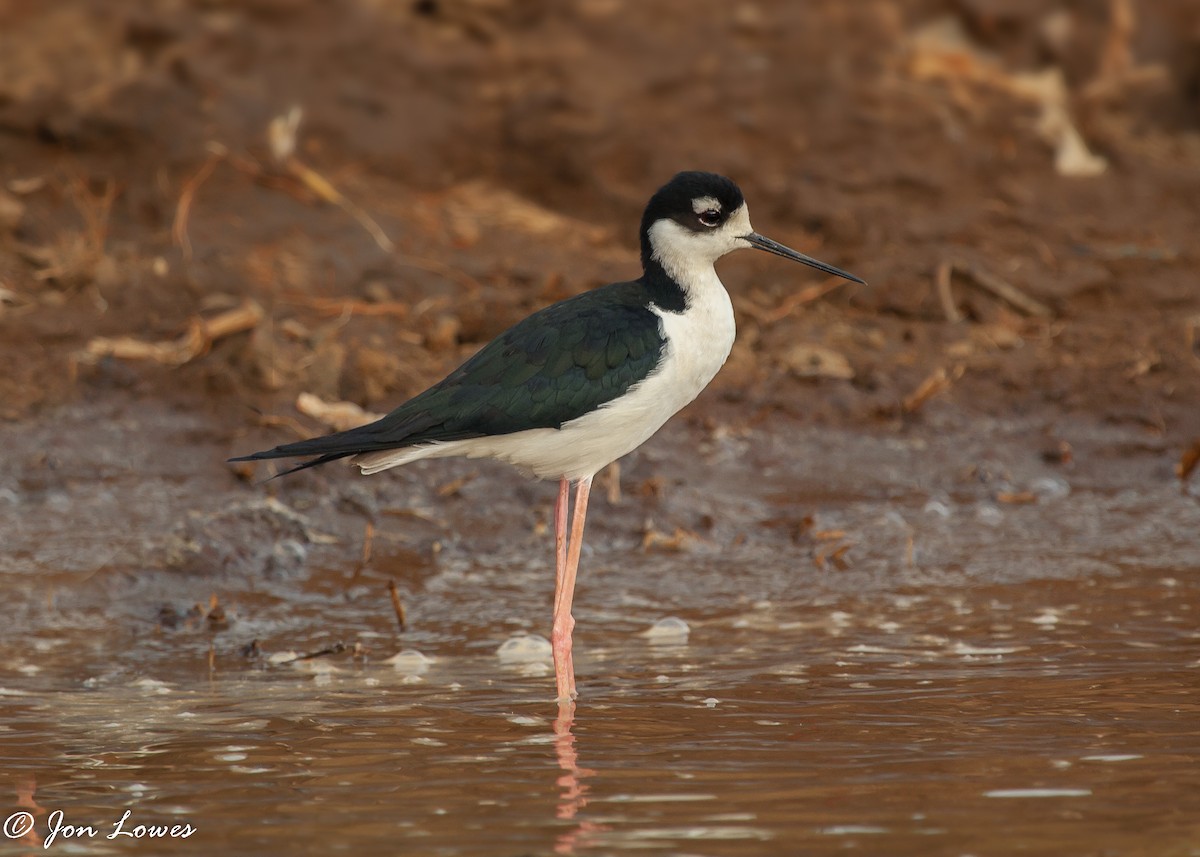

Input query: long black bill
[744,232,866,285]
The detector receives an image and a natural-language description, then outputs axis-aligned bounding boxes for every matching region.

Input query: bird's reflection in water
[13,775,46,850]
[553,702,607,855]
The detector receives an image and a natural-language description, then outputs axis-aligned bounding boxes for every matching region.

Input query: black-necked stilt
[231,171,864,704]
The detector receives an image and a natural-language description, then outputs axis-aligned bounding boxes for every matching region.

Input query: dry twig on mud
[81,300,264,365]
[1083,0,1169,102]
[435,473,478,498]
[905,16,1109,177]
[296,392,383,432]
[1178,440,1200,487]
[783,343,854,380]
[173,145,225,260]
[814,541,852,571]
[0,188,25,232]
[811,529,852,571]
[280,292,415,321]
[360,521,375,567]
[741,277,850,325]
[206,594,229,630]
[22,176,117,287]
[388,578,407,633]
[1185,315,1200,361]
[249,413,317,442]
[902,366,959,414]
[287,159,396,253]
[0,285,32,318]
[280,642,348,664]
[642,525,699,552]
[269,106,395,253]
[996,491,1038,505]
[393,254,487,295]
[940,259,1053,320]
[173,108,395,260]
[935,261,962,323]
[600,460,621,505]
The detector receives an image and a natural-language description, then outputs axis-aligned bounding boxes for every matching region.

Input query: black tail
[228,423,390,478]
[229,382,485,478]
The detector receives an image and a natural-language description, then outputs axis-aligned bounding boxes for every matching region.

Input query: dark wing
[229,281,665,473]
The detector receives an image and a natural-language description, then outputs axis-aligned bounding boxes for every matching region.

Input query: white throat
[635,204,742,445]
[646,203,753,301]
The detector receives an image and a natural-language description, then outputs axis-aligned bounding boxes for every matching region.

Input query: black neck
[638,257,688,313]
[639,217,688,313]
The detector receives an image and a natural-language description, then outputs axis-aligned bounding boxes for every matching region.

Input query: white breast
[519,272,735,480]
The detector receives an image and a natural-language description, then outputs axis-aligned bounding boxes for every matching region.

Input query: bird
[230,171,864,705]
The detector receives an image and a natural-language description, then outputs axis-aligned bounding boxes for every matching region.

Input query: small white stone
[923,498,952,517]
[496,634,553,664]
[1031,477,1071,501]
[975,503,1004,526]
[130,678,172,695]
[1030,610,1060,627]
[643,616,690,644]
[385,650,432,676]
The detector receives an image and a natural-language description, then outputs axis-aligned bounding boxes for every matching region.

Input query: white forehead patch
[691,195,721,214]
[726,202,751,235]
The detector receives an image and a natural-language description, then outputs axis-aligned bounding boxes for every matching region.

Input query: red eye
[698,209,721,227]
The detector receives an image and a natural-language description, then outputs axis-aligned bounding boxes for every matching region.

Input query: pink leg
[551,479,573,700]
[552,475,592,703]
[553,478,569,596]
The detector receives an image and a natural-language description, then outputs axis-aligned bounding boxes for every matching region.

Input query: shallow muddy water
[3,398,1199,855]
[4,571,1199,856]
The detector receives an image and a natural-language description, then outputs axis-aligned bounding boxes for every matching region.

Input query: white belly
[354,278,736,482]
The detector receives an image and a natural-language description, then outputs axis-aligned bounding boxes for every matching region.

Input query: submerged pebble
[130,678,172,695]
[1029,609,1061,627]
[291,659,338,675]
[386,649,432,676]
[923,497,952,517]
[643,616,690,645]
[265,538,309,579]
[1031,476,1071,501]
[496,634,553,664]
[1081,754,1142,762]
[975,503,1004,526]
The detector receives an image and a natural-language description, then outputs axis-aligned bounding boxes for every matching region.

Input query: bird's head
[640,171,865,285]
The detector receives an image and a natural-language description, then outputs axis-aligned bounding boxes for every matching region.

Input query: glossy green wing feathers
[231,282,666,466]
